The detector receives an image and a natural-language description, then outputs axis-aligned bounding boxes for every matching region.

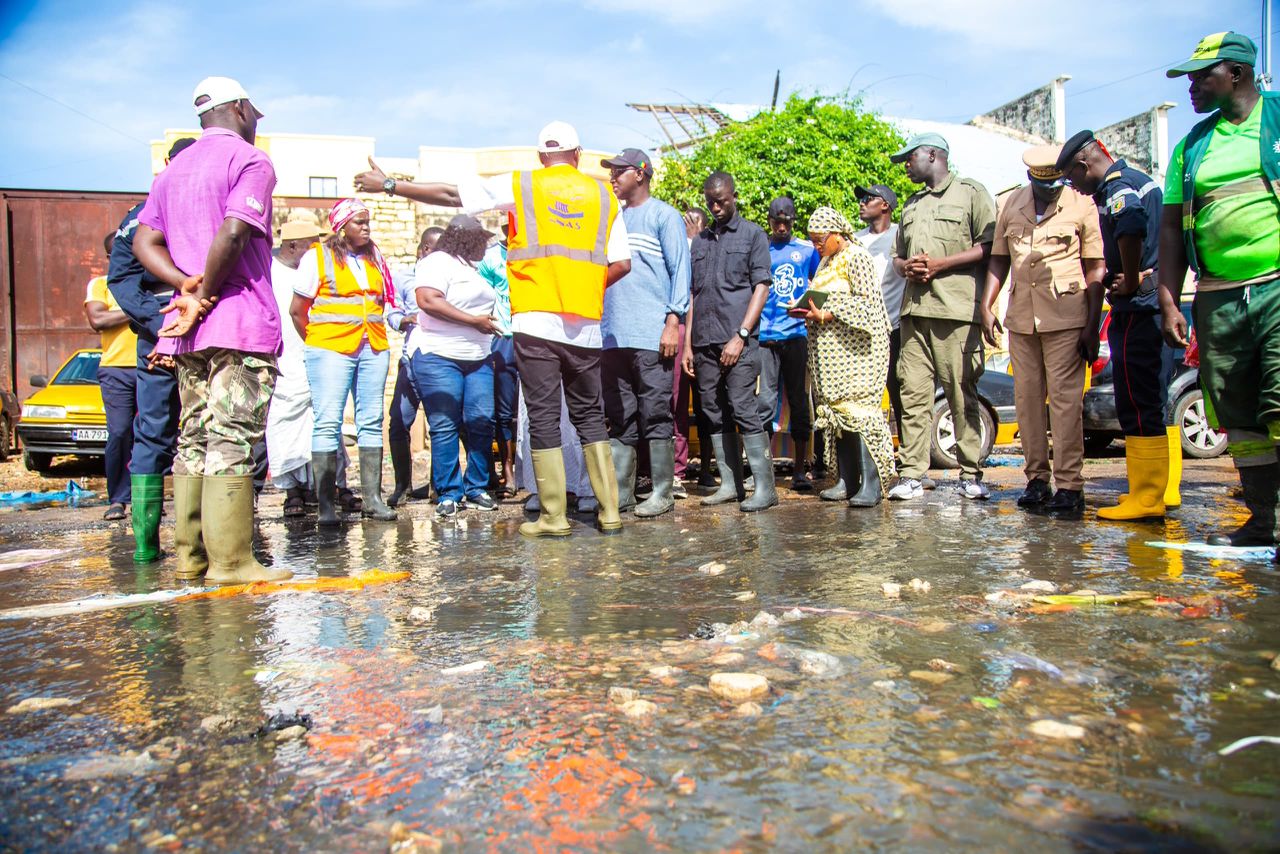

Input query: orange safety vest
[304,244,389,354]
[507,164,619,320]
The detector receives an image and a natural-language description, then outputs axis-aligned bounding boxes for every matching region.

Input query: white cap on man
[537,121,580,153]
[192,76,264,118]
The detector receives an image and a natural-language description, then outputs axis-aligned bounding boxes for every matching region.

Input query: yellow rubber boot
[1164,425,1182,508]
[1098,435,1167,521]
[582,441,622,534]
[520,448,573,538]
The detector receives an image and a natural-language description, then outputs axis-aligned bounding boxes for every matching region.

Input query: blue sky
[0,0,1269,192]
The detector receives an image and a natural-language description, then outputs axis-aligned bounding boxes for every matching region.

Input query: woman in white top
[411,214,500,518]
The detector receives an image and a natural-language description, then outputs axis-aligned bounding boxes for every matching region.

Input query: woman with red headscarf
[289,198,397,525]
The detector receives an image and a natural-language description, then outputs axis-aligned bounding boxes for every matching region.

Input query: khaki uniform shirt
[992,185,1104,335]
[896,172,997,324]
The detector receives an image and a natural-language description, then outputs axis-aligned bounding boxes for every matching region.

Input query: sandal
[337,487,363,513]
[283,488,307,517]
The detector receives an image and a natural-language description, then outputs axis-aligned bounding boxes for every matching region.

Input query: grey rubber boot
[819,433,856,502]
[312,452,341,527]
[610,439,637,512]
[635,438,676,518]
[700,433,745,506]
[739,432,778,512]
[359,447,397,521]
[1208,461,1278,546]
[387,439,414,507]
[847,433,883,507]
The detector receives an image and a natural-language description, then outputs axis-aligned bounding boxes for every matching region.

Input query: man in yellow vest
[355,121,633,537]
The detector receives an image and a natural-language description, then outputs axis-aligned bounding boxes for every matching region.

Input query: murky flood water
[1,492,1278,851]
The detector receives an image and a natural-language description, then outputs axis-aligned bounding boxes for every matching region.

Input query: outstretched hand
[353,156,388,194]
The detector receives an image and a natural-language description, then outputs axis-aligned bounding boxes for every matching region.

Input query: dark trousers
[887,327,904,439]
[491,336,519,443]
[1108,311,1174,436]
[388,359,421,444]
[131,341,179,476]
[98,366,137,504]
[693,338,762,435]
[602,347,675,446]
[758,336,811,438]
[514,333,608,451]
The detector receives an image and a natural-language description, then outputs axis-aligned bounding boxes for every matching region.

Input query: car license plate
[72,428,108,442]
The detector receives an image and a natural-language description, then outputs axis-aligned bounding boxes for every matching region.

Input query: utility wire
[0,71,151,146]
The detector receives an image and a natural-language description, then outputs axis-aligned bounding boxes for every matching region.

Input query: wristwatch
[382,177,397,195]
[737,326,750,341]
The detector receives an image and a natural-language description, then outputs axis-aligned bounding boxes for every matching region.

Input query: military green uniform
[894,172,997,479]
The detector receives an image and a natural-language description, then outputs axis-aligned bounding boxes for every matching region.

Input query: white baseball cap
[192,76,263,118]
[537,120,580,153]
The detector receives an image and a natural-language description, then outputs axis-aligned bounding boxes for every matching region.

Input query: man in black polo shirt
[1057,130,1181,521]
[681,171,777,512]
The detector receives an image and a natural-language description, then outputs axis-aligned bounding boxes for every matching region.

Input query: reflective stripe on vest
[305,245,389,354]
[506,166,618,320]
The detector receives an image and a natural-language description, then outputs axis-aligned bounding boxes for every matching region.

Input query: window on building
[309,176,338,197]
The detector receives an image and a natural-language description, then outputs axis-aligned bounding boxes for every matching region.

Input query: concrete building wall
[970,76,1070,143]
[1095,103,1177,181]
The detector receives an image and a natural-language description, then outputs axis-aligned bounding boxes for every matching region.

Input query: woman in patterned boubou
[786,206,894,507]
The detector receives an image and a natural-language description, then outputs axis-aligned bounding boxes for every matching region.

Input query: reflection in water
[0,495,1277,849]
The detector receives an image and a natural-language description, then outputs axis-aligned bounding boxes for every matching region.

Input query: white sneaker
[672,477,688,499]
[958,477,990,500]
[888,478,923,500]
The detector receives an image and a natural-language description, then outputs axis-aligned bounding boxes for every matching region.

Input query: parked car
[16,349,107,473]
[0,387,18,461]
[1081,303,1226,459]
[925,369,1019,469]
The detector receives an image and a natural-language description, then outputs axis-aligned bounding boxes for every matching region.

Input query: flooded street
[1,457,1278,852]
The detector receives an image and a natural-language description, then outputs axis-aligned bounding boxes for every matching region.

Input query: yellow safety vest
[507,164,618,320]
[304,244,389,354]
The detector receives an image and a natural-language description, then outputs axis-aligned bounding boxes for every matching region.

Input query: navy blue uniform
[107,202,180,476]
[1093,159,1173,436]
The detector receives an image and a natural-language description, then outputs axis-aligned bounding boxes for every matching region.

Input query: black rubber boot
[387,439,414,507]
[1208,462,1278,546]
[701,433,745,506]
[610,439,637,513]
[847,433,882,508]
[359,447,397,521]
[312,452,340,527]
[820,434,857,502]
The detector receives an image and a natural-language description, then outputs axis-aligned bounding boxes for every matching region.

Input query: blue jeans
[491,336,519,443]
[387,359,421,443]
[131,337,179,475]
[411,351,494,502]
[98,365,137,504]
[304,343,390,452]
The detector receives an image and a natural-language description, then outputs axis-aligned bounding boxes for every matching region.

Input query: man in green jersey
[1159,31,1280,557]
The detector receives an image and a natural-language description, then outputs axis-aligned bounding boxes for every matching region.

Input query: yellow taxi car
[16,348,107,472]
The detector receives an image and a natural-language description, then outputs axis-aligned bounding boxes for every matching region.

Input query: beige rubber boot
[582,441,622,534]
[172,474,208,581]
[519,448,573,538]
[202,475,292,584]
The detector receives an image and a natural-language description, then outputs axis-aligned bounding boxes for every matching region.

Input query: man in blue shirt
[384,226,442,505]
[600,148,691,517]
[1057,130,1181,521]
[759,197,819,491]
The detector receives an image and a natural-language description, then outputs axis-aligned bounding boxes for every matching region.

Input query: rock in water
[908,670,954,685]
[1028,719,1086,740]
[709,672,770,702]
[735,702,763,717]
[881,582,902,598]
[608,687,639,705]
[698,561,727,576]
[7,697,78,714]
[620,699,657,718]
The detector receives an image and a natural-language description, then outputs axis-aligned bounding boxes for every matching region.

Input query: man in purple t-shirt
[133,76,290,585]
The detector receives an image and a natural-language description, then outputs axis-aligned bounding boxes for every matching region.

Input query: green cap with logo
[1166,31,1258,78]
[889,132,950,163]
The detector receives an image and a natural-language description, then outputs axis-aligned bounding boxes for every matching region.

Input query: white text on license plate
[73,428,108,442]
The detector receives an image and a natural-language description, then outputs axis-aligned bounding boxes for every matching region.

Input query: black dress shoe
[1017,479,1053,508]
[1042,488,1084,518]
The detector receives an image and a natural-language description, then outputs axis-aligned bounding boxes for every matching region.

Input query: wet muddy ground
[1,450,1278,852]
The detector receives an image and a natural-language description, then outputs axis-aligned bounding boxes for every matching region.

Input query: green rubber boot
[131,473,164,563]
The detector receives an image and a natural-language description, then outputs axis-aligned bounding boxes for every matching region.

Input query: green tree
[653,94,916,230]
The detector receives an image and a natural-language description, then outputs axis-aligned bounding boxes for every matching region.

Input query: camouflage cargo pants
[174,348,277,477]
